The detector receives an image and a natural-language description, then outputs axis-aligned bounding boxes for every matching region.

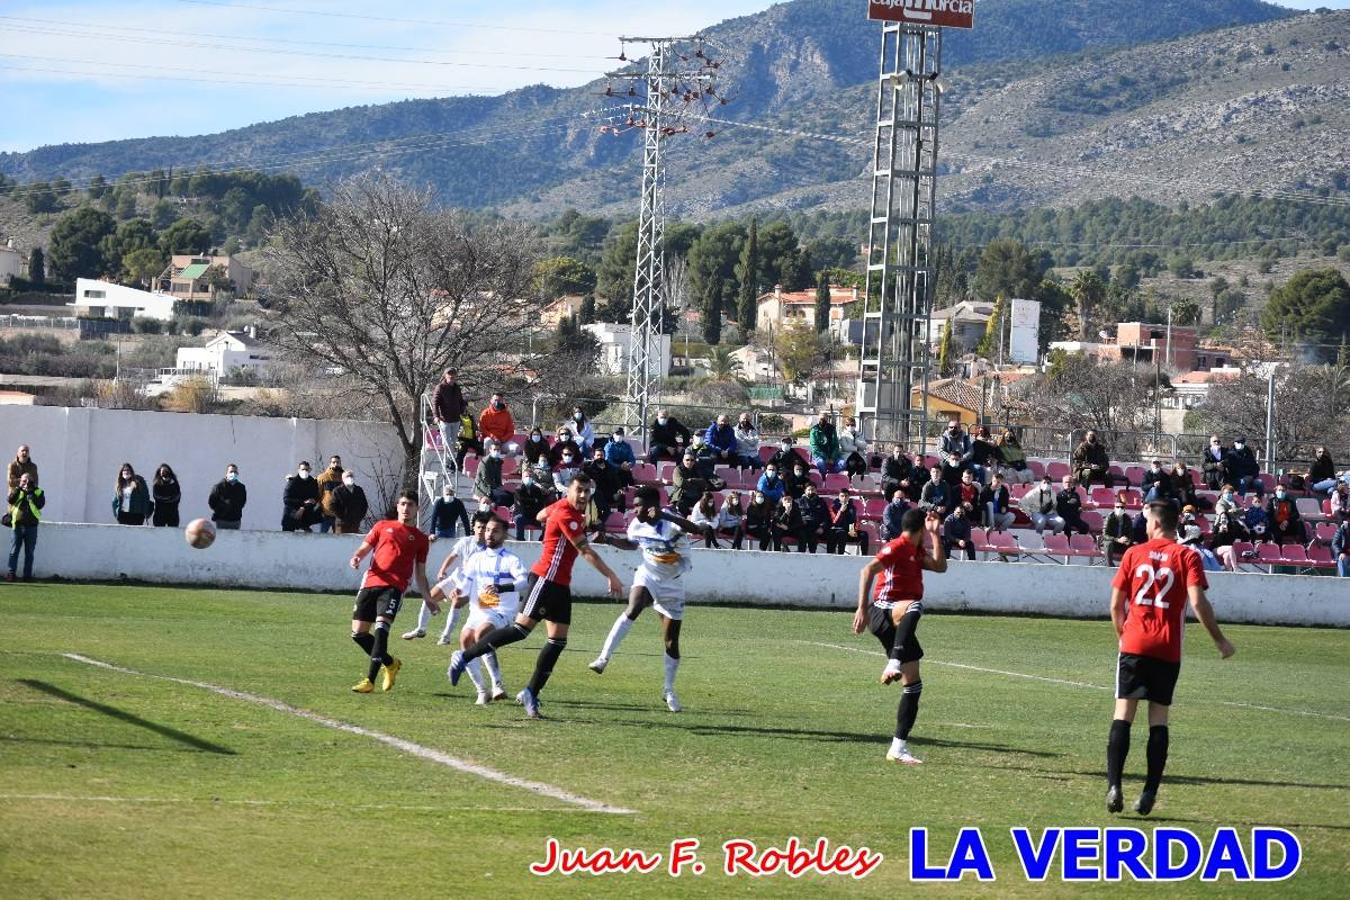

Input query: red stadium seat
[657,462,675,483]
[1296,498,1324,522]
[1081,510,1104,533]
[1026,460,1046,480]
[823,473,851,493]
[986,530,1020,558]
[462,456,480,477]
[1279,544,1309,565]
[759,445,776,464]
[863,498,888,519]
[1120,490,1143,510]
[969,527,988,550]
[1068,534,1100,562]
[1089,487,1115,508]
[1046,462,1071,481]
[1307,544,1336,568]
[1190,470,1204,489]
[1314,523,1338,545]
[808,471,824,488]
[1258,474,1277,494]
[1108,465,1126,483]
[603,511,627,533]
[1042,534,1072,562]
[1255,544,1284,566]
[632,463,658,485]
[1123,465,1146,487]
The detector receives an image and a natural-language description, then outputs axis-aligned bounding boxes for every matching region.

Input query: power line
[172,0,619,37]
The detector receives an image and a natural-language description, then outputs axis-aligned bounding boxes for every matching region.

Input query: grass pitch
[3,582,1348,898]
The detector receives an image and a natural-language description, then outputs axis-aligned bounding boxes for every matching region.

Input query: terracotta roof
[1175,370,1240,384]
[757,286,856,307]
[916,377,983,413]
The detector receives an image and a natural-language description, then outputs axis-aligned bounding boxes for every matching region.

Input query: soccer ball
[185,518,216,550]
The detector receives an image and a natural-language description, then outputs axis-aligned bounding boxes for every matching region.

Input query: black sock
[1107,719,1131,789]
[1144,725,1169,793]
[352,631,375,656]
[465,623,530,662]
[526,638,567,695]
[366,627,392,681]
[896,680,922,740]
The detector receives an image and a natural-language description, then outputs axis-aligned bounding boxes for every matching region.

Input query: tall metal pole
[1264,368,1277,472]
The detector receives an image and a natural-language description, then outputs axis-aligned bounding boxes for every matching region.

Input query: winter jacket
[767,447,806,474]
[474,455,504,498]
[882,499,910,541]
[208,479,247,523]
[1141,467,1169,496]
[670,463,706,510]
[7,485,44,527]
[651,416,691,449]
[1019,485,1057,517]
[549,438,583,468]
[797,494,829,531]
[152,477,182,517]
[432,381,467,423]
[838,426,867,457]
[1309,454,1336,484]
[604,438,636,468]
[7,458,37,491]
[939,430,972,462]
[828,498,859,532]
[1224,446,1260,481]
[431,496,470,535]
[316,465,344,517]
[570,418,595,452]
[282,474,319,515]
[331,484,369,530]
[971,438,1003,469]
[882,454,916,489]
[997,439,1027,470]
[1103,512,1134,545]
[1073,440,1109,474]
[478,404,515,444]
[782,468,812,500]
[113,476,153,519]
[704,422,738,456]
[523,435,551,466]
[756,473,786,504]
[1265,496,1302,537]
[942,512,973,547]
[808,422,840,461]
[717,500,745,531]
[980,484,1010,515]
[772,502,805,533]
[1330,488,1350,522]
[920,479,950,511]
[734,425,761,459]
[1332,522,1350,558]
[1055,488,1085,522]
[513,481,552,522]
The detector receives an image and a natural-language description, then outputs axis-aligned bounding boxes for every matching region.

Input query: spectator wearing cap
[882,445,919,502]
[1224,437,1264,498]
[942,503,976,561]
[648,408,692,464]
[808,412,842,477]
[1102,496,1135,567]
[1072,430,1112,488]
[7,445,37,492]
[478,393,517,455]
[1055,475,1091,535]
[837,416,870,479]
[733,413,762,470]
[981,472,1014,532]
[1019,476,1063,534]
[826,489,868,554]
[881,489,911,542]
[704,414,738,466]
[432,369,468,456]
[1265,484,1303,546]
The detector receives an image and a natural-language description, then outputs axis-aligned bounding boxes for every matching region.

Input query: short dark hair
[569,472,593,487]
[1146,501,1179,532]
[299,460,312,468]
[471,509,495,526]
[487,515,507,529]
[901,508,926,534]
[397,490,419,505]
[635,485,661,508]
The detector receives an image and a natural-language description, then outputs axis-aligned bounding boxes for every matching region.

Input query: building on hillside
[756,284,858,333]
[1050,323,1231,374]
[158,254,255,301]
[0,239,24,285]
[171,328,274,384]
[540,295,587,328]
[926,300,996,354]
[73,278,176,321]
[730,345,774,383]
[582,322,672,378]
[911,377,983,427]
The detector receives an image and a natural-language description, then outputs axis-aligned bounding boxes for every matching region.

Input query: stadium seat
[986,530,1020,559]
[1259,474,1277,494]
[1081,510,1104,533]
[1190,470,1204,489]
[758,445,777,464]
[1026,460,1046,480]
[1046,461,1070,482]
[1120,489,1143,510]
[603,511,627,533]
[1314,523,1338,545]
[462,456,479,477]
[857,522,879,554]
[1296,498,1325,522]
[1255,544,1284,567]
[808,471,824,488]
[499,457,518,478]
[823,473,851,493]
[1089,487,1115,508]
[1307,544,1336,569]
[493,506,512,523]
[1280,544,1310,566]
[922,454,940,470]
[1123,465,1146,487]
[1068,534,1100,563]
[1108,465,1126,483]
[657,462,675,483]
[1008,483,1032,501]
[1323,499,1333,517]
[863,498,888,519]
[1042,534,1072,562]
[632,463,658,485]
[969,527,988,551]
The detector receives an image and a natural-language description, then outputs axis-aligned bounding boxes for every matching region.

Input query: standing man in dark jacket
[208,463,246,529]
[315,455,344,533]
[1224,438,1264,498]
[583,446,618,521]
[432,368,468,453]
[796,482,829,553]
[648,409,692,463]
[281,461,321,532]
[329,471,369,535]
[430,484,470,539]
[6,472,43,581]
[1332,520,1350,577]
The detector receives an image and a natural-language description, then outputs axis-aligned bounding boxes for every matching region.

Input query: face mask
[614,431,624,439]
[658,417,668,426]
[1234,443,1244,450]
[443,491,453,499]
[562,455,573,464]
[342,477,355,487]
[1222,492,1233,501]
[574,413,583,421]
[1042,483,1052,490]
[493,401,504,410]
[298,470,311,479]
[490,450,501,459]
[1114,506,1124,514]
[226,472,237,482]
[1276,490,1286,499]
[531,434,541,442]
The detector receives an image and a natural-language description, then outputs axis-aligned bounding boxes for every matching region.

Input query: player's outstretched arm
[1188,586,1235,658]
[569,532,625,597]
[922,513,948,573]
[595,530,640,551]
[436,552,459,582]
[660,509,718,547]
[854,559,882,635]
[1110,587,1128,638]
[350,540,373,570]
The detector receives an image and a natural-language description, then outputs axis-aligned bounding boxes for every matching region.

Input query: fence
[0,314,77,330]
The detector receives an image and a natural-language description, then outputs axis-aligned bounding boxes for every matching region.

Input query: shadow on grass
[1144,815,1350,832]
[17,680,236,756]
[987,760,1349,792]
[0,734,213,754]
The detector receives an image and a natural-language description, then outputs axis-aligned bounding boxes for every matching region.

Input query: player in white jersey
[442,516,528,705]
[589,486,705,712]
[403,510,490,643]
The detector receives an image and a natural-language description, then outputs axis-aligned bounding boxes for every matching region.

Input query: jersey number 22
[1132,564,1174,609]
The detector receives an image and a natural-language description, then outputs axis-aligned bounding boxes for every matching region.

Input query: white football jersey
[627,516,691,582]
[453,546,528,617]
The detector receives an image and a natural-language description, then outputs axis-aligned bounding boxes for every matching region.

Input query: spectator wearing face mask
[1141,460,1170,502]
[837,416,870,479]
[315,455,344,534]
[920,466,950,516]
[568,408,595,453]
[981,472,1014,532]
[648,409,692,464]
[330,470,370,535]
[281,461,320,532]
[604,426,636,490]
[717,492,747,549]
[756,464,787,505]
[1072,430,1112,488]
[996,429,1033,484]
[690,493,722,548]
[548,426,582,468]
[771,493,807,552]
[474,441,515,510]
[782,460,813,500]
[1019,477,1064,534]
[940,421,974,482]
[882,445,919,502]
[745,490,774,550]
[583,446,618,520]
[1224,438,1263,498]
[1308,446,1338,495]
[767,437,804,475]
[942,503,976,561]
[1330,482,1350,525]
[430,483,470,539]
[113,463,152,526]
[1102,498,1135,567]
[151,463,182,528]
[1210,485,1246,548]
[734,414,762,470]
[826,489,868,555]
[208,463,246,529]
[522,426,550,467]
[687,433,721,480]
[1265,486,1303,546]
[1242,495,1270,541]
[1201,435,1228,491]
[1056,476,1091,536]
[669,451,707,515]
[797,482,829,553]
[478,393,517,455]
[1171,462,1207,511]
[808,412,843,477]
[512,468,551,541]
[704,414,738,466]
[881,489,911,542]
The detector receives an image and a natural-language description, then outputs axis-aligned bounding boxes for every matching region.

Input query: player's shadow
[988,761,1349,792]
[546,698,755,716]
[0,734,211,754]
[17,680,236,756]
[1144,816,1350,832]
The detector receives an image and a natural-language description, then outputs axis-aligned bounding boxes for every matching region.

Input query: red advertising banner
[867,0,975,29]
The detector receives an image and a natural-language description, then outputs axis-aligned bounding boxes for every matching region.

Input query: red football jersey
[531,499,586,586]
[873,534,926,605]
[1111,538,1208,663]
[361,520,429,592]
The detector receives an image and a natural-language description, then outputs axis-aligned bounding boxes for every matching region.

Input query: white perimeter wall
[25,523,1350,629]
[0,406,403,528]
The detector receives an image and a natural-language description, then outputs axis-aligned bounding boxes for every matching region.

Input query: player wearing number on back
[1106,500,1235,816]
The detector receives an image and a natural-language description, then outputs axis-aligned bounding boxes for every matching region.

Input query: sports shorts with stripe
[521,572,572,625]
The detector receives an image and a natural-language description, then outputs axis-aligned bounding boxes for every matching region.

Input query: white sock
[600,615,634,661]
[483,652,503,690]
[438,605,462,642]
[890,737,907,756]
[663,653,679,694]
[465,657,485,692]
[416,601,436,632]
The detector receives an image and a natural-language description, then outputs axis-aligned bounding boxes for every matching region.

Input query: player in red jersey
[853,507,946,765]
[348,491,433,694]
[448,473,625,717]
[1106,500,1235,815]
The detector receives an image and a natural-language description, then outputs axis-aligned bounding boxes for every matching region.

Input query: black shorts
[521,573,572,625]
[353,586,403,623]
[869,602,924,664]
[1116,653,1181,706]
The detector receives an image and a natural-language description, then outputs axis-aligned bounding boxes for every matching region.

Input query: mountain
[2,0,1334,220]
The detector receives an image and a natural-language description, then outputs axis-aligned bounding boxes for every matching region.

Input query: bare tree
[261,174,543,487]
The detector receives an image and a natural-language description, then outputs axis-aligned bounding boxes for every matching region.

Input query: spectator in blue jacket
[604,425,637,491]
[756,463,787,504]
[1242,495,1270,541]
[1332,520,1350,577]
[704,414,738,466]
[881,489,911,542]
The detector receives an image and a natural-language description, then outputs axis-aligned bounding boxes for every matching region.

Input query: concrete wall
[0,406,404,528]
[21,523,1350,628]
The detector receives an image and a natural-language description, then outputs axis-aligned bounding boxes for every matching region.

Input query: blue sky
[0,0,1342,153]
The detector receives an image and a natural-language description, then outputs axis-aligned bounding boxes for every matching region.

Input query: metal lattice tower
[856,23,943,453]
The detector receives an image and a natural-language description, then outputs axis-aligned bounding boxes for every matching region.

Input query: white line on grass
[0,794,606,814]
[62,653,635,815]
[800,641,1350,724]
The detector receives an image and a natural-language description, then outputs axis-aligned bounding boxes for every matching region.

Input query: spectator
[604,424,636,470]
[996,429,1033,484]
[7,445,37,491]
[6,472,43,582]
[1224,437,1264,498]
[756,464,787,505]
[648,408,692,463]
[1131,508,1149,545]
[971,426,1004,481]
[1201,435,1228,491]
[1072,430,1111,488]
[981,472,1014,532]
[1242,495,1270,541]
[1019,476,1063,535]
[1308,446,1338,495]
[940,421,974,481]
[512,469,552,541]
[208,464,246,530]
[956,469,981,509]
[881,446,919,502]
[1102,498,1135,567]
[1141,460,1170,502]
[919,466,951,515]
[330,470,369,535]
[733,414,762,470]
[549,427,583,468]
[1056,476,1091,535]
[745,490,774,551]
[430,484,470,540]
[432,368,468,453]
[478,393,517,454]
[783,459,813,500]
[669,451,706,515]
[797,482,828,553]
[837,416,870,479]
[113,463,152,526]
[767,437,804,475]
[1265,486,1303,546]
[1330,481,1350,525]
[281,461,321,532]
[717,492,747,549]
[881,489,911,542]
[690,493,721,548]
[826,489,868,555]
[569,407,595,453]
[687,433,720,480]
[523,427,550,467]
[1332,519,1350,577]
[1171,462,1207,511]
[1180,509,1224,572]
[151,464,182,528]
[583,446,618,521]
[453,411,483,467]
[771,493,806,552]
[474,442,515,510]
[315,454,344,534]
[704,414,738,466]
[942,504,976,561]
[808,412,842,476]
[1210,485,1246,548]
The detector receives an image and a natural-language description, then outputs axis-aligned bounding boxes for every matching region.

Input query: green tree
[972,238,1042,302]
[936,320,955,377]
[114,191,139,220]
[123,247,167,288]
[976,294,1007,359]
[1260,268,1350,359]
[27,247,44,286]
[151,199,179,230]
[1070,270,1107,341]
[532,256,597,300]
[579,294,596,325]
[703,345,744,384]
[100,218,157,274]
[23,182,59,214]
[595,221,638,308]
[688,222,745,324]
[702,278,722,346]
[158,218,212,255]
[1171,298,1202,327]
[48,207,117,282]
[813,272,831,333]
[774,322,832,386]
[87,174,108,200]
[736,219,760,326]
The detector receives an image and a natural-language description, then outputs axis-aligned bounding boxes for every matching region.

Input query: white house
[173,329,274,383]
[0,239,24,285]
[73,278,176,321]
[581,323,672,378]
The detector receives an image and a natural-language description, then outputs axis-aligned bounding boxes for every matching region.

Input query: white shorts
[634,569,686,620]
[465,605,515,633]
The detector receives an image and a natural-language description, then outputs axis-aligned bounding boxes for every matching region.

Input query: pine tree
[937,320,954,376]
[579,294,596,325]
[702,280,722,346]
[736,219,760,328]
[27,247,45,286]
[814,272,831,333]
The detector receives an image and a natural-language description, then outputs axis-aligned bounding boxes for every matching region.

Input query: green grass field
[4,583,1348,898]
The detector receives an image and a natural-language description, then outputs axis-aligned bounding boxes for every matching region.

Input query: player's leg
[660,614,683,712]
[591,585,653,673]
[1136,701,1171,814]
[1106,654,1142,813]
[526,619,570,698]
[888,660,923,764]
[436,596,467,645]
[402,596,438,640]
[449,576,546,685]
[459,620,490,703]
[369,615,400,691]
[350,616,377,692]
[881,602,921,681]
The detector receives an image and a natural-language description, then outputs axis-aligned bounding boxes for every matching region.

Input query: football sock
[483,652,503,688]
[895,679,922,740]
[663,653,679,694]
[1144,725,1169,793]
[465,658,485,693]
[526,638,567,695]
[1106,719,1132,789]
[351,631,375,656]
[464,623,530,663]
[438,604,462,642]
[416,601,435,632]
[599,614,634,660]
[367,625,393,681]
[889,737,907,756]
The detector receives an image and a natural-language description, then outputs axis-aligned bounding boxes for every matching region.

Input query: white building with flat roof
[0,239,24,285]
[582,322,672,377]
[172,329,274,383]
[73,278,176,321]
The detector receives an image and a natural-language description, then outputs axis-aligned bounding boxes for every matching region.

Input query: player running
[437,516,527,706]
[348,491,433,694]
[402,510,491,643]
[448,473,625,718]
[1106,500,1235,816]
[588,486,702,713]
[853,507,946,765]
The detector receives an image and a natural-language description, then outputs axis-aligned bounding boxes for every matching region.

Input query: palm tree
[1070,270,1106,341]
[703,345,744,384]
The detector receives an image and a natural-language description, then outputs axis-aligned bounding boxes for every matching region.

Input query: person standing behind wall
[330,470,370,535]
[209,463,247,530]
[6,472,43,581]
[316,455,345,534]
[151,464,182,527]
[7,445,37,491]
[113,464,152,526]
